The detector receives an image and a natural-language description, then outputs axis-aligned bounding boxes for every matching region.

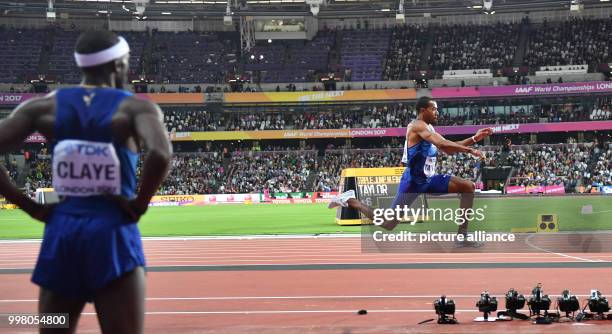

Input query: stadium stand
[245,32,334,83]
[0,27,45,83]
[383,25,428,80]
[222,150,316,193]
[158,153,225,195]
[141,100,607,133]
[4,17,612,85]
[524,18,612,69]
[428,22,519,72]
[16,141,609,196]
[42,29,147,84]
[151,31,239,84]
[340,29,391,81]
[165,109,220,132]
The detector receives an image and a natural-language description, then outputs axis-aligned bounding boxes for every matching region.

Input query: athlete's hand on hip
[474,127,493,141]
[24,202,56,223]
[106,195,148,222]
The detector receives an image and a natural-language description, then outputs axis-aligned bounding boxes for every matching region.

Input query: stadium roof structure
[0,0,610,20]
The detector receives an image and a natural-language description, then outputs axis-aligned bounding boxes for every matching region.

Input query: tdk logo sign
[62,144,110,157]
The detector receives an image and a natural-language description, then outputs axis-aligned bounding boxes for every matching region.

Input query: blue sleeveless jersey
[391,124,450,209]
[32,87,145,302]
[404,136,438,184]
[52,87,138,213]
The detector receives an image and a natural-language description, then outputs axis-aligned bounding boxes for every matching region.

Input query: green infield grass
[0,195,609,239]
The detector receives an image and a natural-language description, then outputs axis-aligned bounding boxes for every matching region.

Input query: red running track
[0,236,611,333]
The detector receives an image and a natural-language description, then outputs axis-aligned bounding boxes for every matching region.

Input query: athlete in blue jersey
[330,96,492,241]
[0,30,171,333]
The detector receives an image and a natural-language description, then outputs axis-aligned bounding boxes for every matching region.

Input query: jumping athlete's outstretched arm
[116,97,173,221]
[455,127,493,147]
[410,120,484,158]
[0,96,55,221]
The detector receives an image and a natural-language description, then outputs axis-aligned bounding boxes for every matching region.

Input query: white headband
[74,36,130,68]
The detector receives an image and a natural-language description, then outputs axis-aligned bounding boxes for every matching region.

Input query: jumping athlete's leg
[38,288,86,334]
[448,176,476,235]
[330,170,420,230]
[343,187,419,231]
[93,267,146,334]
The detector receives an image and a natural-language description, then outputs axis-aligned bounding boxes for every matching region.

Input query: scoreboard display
[335,167,426,225]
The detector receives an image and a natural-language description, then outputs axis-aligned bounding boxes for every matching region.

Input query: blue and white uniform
[32,87,145,302]
[391,122,450,208]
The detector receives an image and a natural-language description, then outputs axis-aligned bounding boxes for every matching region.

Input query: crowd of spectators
[315,149,403,192]
[383,25,428,80]
[524,18,612,69]
[154,101,608,132]
[506,144,593,189]
[365,104,415,128]
[1,157,18,180]
[157,153,225,195]
[292,112,360,129]
[226,113,285,131]
[24,159,51,196]
[222,151,316,194]
[165,109,219,132]
[429,22,519,72]
[590,97,612,121]
[587,141,612,187]
[14,141,612,196]
[1,101,608,135]
[314,149,490,192]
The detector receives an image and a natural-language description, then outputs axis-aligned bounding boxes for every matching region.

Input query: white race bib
[52,139,121,197]
[424,156,437,177]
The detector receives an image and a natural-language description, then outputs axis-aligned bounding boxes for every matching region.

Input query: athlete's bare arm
[0,95,55,221]
[408,120,483,158]
[455,127,493,147]
[113,97,172,220]
[0,94,172,222]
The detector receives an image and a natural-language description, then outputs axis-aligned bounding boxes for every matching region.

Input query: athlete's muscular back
[3,92,165,154]
[0,91,171,221]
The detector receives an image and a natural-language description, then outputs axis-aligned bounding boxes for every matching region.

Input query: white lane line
[143,235,362,241]
[524,234,605,263]
[76,309,523,315]
[589,209,612,214]
[0,259,586,269]
[0,294,597,303]
[140,257,583,263]
[0,235,361,244]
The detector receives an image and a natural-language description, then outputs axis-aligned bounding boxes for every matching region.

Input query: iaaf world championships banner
[23,120,612,143]
[3,81,612,106]
[432,81,612,99]
[168,120,612,141]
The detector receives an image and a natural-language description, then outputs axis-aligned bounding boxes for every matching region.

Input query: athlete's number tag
[52,140,121,197]
[424,157,436,177]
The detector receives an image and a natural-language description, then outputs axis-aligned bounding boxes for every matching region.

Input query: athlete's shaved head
[75,30,129,89]
[415,96,438,124]
[416,96,432,113]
